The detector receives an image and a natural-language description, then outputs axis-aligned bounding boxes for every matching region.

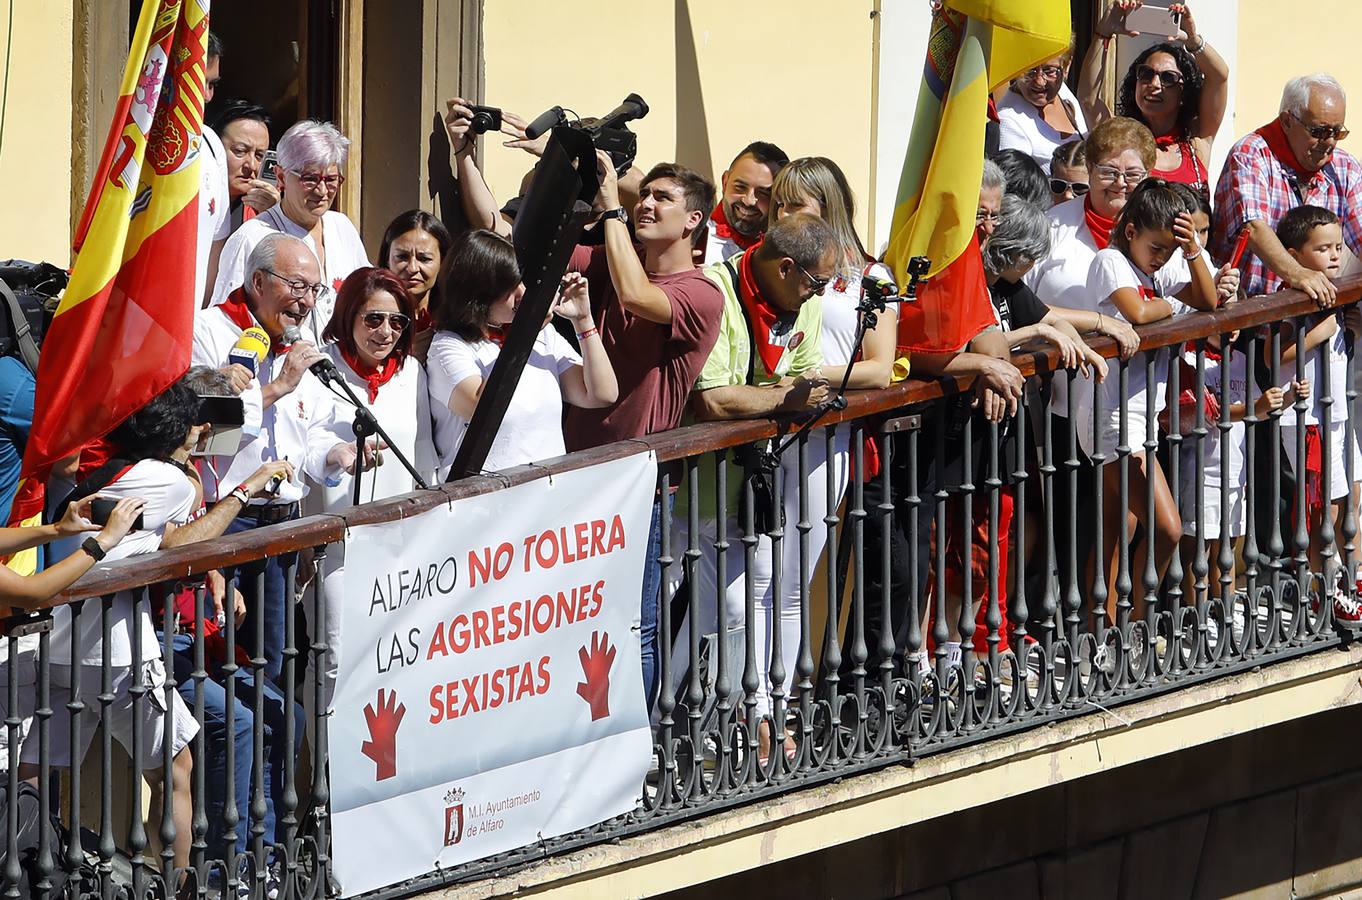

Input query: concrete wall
[479,0,878,239]
[662,705,1362,900]
[0,3,75,266]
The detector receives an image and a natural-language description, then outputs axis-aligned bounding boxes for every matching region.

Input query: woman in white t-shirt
[427,230,617,477]
[1086,179,1219,628]
[312,267,439,710]
[997,45,1088,174]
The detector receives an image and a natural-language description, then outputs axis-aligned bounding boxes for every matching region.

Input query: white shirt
[1178,346,1248,489]
[1026,197,1101,418]
[820,261,893,368]
[996,83,1088,175]
[1082,248,1191,452]
[426,326,581,477]
[208,208,372,346]
[313,343,438,511]
[702,218,744,267]
[50,460,197,668]
[197,127,231,308]
[192,306,346,503]
[1277,313,1351,427]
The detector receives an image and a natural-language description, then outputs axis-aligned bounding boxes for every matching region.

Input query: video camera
[522,93,650,176]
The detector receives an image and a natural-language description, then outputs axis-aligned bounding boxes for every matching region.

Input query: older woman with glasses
[210,119,371,345]
[309,266,437,710]
[997,40,1088,174]
[1077,2,1228,196]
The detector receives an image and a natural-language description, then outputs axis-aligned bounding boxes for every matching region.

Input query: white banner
[328,452,657,897]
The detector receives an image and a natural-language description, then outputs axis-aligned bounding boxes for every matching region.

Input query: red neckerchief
[711,203,761,251]
[413,306,432,335]
[486,325,507,347]
[1153,129,1183,149]
[1255,117,1311,175]
[736,244,797,377]
[1182,340,1223,362]
[219,287,288,354]
[1083,198,1117,250]
[340,346,401,402]
[987,96,1000,123]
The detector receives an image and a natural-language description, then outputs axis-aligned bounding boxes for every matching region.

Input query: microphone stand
[314,367,430,505]
[760,259,929,470]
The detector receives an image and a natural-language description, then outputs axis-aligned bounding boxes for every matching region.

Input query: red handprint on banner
[361,688,406,781]
[576,631,616,721]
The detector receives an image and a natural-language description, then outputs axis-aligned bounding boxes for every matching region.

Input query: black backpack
[0,779,70,896]
[0,260,67,376]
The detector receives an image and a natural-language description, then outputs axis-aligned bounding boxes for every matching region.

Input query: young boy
[1274,205,1362,625]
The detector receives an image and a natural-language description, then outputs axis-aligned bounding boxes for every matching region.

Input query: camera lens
[470,111,494,134]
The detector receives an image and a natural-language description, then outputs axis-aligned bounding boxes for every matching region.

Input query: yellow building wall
[481,0,877,239]
[0,3,74,267]
[1234,0,1362,135]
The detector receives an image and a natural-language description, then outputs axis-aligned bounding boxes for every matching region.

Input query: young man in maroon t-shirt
[564,152,723,709]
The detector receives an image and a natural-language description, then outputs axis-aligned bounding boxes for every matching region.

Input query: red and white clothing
[192,302,348,504]
[1176,346,1249,538]
[315,343,438,509]
[196,126,231,306]
[1082,248,1191,460]
[702,204,761,266]
[426,326,582,477]
[208,207,372,346]
[1151,133,1209,197]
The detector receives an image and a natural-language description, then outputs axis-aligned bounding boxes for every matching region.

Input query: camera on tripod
[522,93,650,175]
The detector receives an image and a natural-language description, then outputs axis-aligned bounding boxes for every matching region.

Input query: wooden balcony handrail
[34,273,1362,607]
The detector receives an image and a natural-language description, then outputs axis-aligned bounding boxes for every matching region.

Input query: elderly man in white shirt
[193,232,377,683]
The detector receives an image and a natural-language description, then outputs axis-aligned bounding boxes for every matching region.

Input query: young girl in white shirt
[1086,179,1219,627]
[426,230,618,477]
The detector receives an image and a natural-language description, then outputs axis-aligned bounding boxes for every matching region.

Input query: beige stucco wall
[0,3,74,267]
[480,0,877,240]
[1234,0,1362,137]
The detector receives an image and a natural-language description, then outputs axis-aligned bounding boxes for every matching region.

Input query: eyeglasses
[261,269,325,300]
[1092,165,1148,186]
[1049,178,1090,196]
[793,260,829,296]
[1135,65,1184,89]
[290,170,347,192]
[976,210,1001,226]
[1290,111,1349,142]
[1023,65,1064,82]
[361,311,411,332]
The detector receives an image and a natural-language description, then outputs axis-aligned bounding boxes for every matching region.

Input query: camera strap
[0,278,40,376]
[54,458,136,524]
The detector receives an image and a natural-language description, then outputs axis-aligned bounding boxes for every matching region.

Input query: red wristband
[576,327,599,341]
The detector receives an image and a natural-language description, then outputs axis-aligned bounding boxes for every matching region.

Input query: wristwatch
[599,207,629,224]
[80,537,107,562]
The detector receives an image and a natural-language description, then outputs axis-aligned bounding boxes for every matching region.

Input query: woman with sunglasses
[311,266,437,708]
[997,40,1088,174]
[210,120,372,346]
[1077,2,1228,196]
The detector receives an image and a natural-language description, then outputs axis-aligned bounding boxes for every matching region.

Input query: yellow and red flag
[887,0,1069,354]
[10,0,210,536]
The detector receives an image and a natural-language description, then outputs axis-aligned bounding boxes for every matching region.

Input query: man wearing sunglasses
[1214,73,1362,305]
[193,233,379,684]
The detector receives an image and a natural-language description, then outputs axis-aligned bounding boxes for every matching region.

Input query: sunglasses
[1135,65,1184,89]
[1290,111,1350,142]
[1049,178,1090,196]
[361,311,411,331]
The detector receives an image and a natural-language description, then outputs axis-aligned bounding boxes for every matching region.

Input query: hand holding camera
[85,496,148,552]
[445,97,507,156]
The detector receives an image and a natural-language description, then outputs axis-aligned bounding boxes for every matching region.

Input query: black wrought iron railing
[3,276,1360,899]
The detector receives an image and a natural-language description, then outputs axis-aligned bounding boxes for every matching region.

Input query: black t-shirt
[990,277,1049,332]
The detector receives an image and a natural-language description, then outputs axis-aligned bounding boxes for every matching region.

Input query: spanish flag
[10,0,209,538]
[887,0,1069,354]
